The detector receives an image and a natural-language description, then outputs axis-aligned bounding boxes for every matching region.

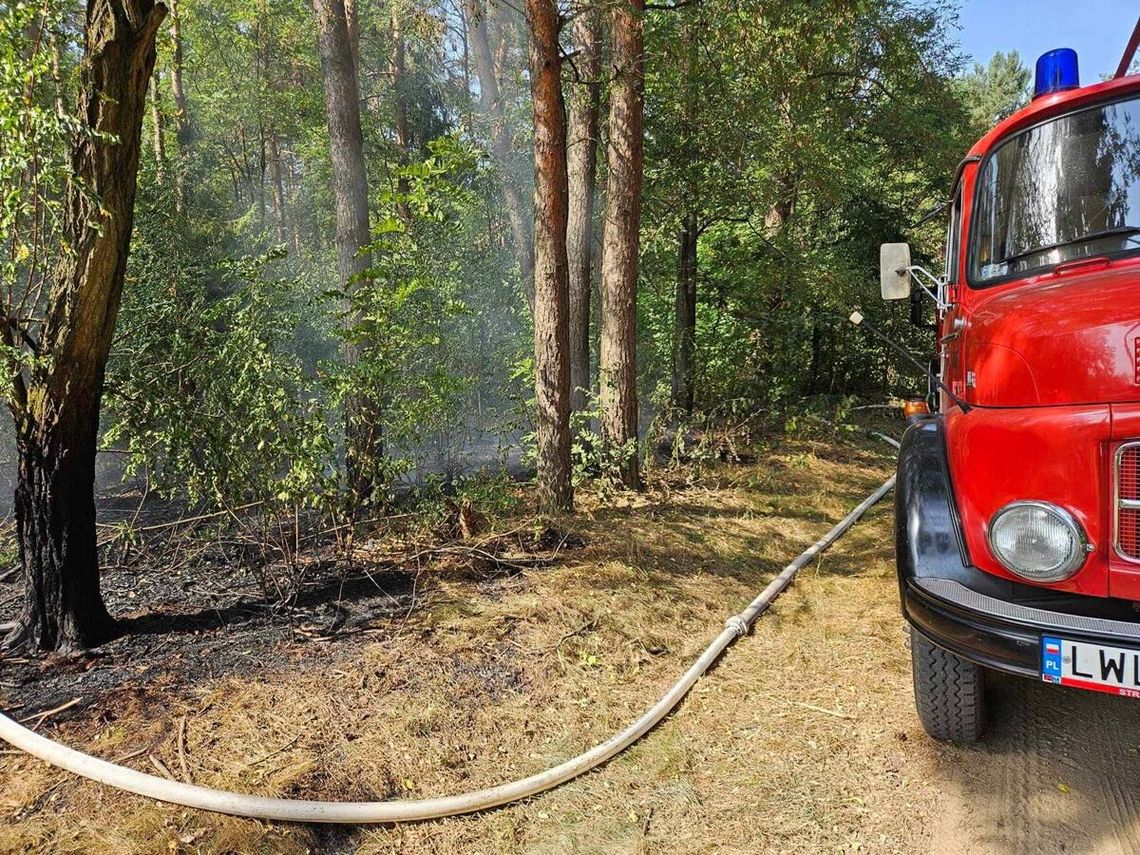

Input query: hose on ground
[0,458,897,823]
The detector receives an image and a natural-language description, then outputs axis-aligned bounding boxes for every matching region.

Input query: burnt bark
[599,0,644,489]
[526,0,573,512]
[566,6,600,414]
[7,0,167,653]
[672,210,697,413]
[467,0,535,310]
[314,0,381,505]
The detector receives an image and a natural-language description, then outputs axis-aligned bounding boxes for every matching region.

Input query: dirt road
[928,673,1140,854]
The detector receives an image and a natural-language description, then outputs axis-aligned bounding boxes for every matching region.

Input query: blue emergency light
[1034,48,1080,98]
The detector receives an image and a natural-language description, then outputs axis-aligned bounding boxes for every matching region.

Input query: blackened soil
[0,509,580,725]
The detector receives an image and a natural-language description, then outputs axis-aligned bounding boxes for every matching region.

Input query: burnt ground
[0,492,580,722]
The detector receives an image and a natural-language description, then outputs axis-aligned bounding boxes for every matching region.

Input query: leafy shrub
[105,238,335,510]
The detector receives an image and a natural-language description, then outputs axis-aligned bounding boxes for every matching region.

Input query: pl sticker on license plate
[1041,635,1140,698]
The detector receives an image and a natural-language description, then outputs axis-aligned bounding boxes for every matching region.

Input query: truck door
[939,189,966,410]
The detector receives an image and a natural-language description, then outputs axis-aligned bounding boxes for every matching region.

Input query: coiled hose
[0,461,896,823]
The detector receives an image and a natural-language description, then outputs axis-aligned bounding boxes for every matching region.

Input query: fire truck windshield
[971,94,1140,284]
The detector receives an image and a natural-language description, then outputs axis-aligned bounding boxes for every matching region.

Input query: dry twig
[19,697,81,727]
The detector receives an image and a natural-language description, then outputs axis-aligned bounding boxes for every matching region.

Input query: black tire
[910,627,987,744]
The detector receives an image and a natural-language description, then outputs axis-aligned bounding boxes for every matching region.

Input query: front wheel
[910,627,987,743]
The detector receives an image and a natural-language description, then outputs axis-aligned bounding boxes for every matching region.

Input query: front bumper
[903,576,1140,678]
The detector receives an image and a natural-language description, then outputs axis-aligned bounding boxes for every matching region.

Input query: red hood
[963,266,1140,407]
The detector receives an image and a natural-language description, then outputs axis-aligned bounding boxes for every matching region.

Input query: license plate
[1041,635,1140,698]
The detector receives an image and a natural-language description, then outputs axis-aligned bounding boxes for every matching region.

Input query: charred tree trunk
[672,210,697,414]
[467,0,535,311]
[7,0,167,653]
[566,6,600,415]
[599,0,644,489]
[314,0,381,505]
[526,0,573,511]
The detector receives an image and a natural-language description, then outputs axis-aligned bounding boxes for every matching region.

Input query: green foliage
[0,4,75,405]
[567,394,640,496]
[331,135,517,498]
[956,51,1031,137]
[641,0,972,412]
[105,221,334,509]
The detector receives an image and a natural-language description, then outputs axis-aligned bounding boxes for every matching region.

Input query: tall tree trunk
[671,17,697,415]
[150,71,167,182]
[466,0,535,310]
[168,0,190,145]
[526,0,572,512]
[391,6,409,153]
[390,3,412,220]
[566,6,600,414]
[764,170,795,237]
[672,210,697,413]
[256,126,268,227]
[313,0,380,505]
[6,0,166,653]
[49,32,65,117]
[599,0,644,489]
[344,0,360,72]
[168,0,190,211]
[267,123,288,243]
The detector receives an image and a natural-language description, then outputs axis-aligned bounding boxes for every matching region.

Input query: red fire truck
[882,34,1140,742]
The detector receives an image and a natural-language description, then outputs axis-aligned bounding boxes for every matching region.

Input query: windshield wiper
[1000,225,1140,266]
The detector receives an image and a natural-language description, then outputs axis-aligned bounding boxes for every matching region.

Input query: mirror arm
[905,265,948,312]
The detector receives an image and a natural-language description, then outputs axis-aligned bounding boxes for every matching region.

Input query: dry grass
[0,433,948,854]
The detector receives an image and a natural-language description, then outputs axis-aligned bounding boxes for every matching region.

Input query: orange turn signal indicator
[902,399,931,419]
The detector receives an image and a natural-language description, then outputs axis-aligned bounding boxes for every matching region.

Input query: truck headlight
[988,501,1089,583]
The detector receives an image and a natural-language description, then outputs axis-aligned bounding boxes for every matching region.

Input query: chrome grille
[1117,443,1140,560]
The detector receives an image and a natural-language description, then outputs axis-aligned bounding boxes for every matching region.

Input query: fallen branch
[19,697,81,727]
[111,747,150,764]
[177,716,192,783]
[792,701,854,720]
[245,734,300,769]
[95,501,267,536]
[553,619,597,651]
[149,754,175,780]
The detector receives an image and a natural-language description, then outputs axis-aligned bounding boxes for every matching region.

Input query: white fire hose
[0,458,896,823]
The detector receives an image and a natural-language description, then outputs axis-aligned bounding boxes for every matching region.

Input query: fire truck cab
[885,47,1140,742]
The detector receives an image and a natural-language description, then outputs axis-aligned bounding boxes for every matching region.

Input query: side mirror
[880,243,912,300]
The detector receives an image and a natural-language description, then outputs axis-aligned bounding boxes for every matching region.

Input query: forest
[1,0,1028,652]
[0,0,1046,850]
